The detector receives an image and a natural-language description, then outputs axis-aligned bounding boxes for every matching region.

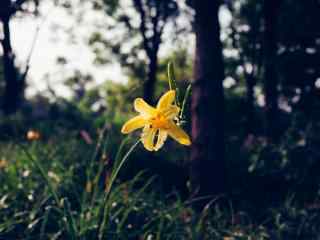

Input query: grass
[0,128,320,240]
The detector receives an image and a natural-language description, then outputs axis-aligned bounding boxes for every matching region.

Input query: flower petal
[154,130,168,151]
[121,115,147,134]
[167,121,191,146]
[161,105,180,119]
[141,126,157,151]
[157,90,176,109]
[134,98,156,116]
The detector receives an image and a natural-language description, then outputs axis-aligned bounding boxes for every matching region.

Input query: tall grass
[1,132,319,239]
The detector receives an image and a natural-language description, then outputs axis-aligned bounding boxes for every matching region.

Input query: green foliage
[1,0,320,238]
[0,109,320,239]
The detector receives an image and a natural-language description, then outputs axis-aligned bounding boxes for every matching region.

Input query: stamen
[153,129,160,147]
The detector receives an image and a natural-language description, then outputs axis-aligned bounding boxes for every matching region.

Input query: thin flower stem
[106,139,140,194]
[98,139,140,239]
[167,61,175,91]
[167,62,180,107]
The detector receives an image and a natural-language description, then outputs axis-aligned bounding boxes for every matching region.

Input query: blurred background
[1,0,320,239]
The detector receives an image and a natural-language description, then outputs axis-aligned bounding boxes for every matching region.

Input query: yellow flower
[121,90,191,151]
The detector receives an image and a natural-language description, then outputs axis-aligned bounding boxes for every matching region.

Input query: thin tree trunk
[263,0,280,141]
[143,53,158,104]
[1,14,24,114]
[245,73,256,134]
[190,0,226,205]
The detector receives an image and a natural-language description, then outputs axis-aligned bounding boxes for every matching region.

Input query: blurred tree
[90,0,179,103]
[225,0,320,139]
[133,0,179,103]
[226,0,263,135]
[263,0,281,141]
[277,0,320,119]
[0,57,4,97]
[189,0,226,203]
[0,0,38,114]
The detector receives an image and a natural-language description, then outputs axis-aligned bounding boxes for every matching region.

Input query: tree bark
[143,52,158,104]
[263,0,280,141]
[0,1,25,114]
[190,0,226,205]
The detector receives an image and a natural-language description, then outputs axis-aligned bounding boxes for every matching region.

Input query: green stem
[167,62,175,91]
[105,139,138,194]
[167,62,180,107]
[179,84,192,121]
[98,139,140,239]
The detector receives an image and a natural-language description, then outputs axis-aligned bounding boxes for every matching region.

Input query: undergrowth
[0,129,319,240]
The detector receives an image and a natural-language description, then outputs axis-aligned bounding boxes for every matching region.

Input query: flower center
[150,113,168,129]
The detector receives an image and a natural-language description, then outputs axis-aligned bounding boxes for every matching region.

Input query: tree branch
[21,3,53,83]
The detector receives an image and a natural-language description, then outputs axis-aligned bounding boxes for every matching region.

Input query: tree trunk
[190,0,226,205]
[143,52,158,104]
[245,73,256,134]
[1,14,24,114]
[263,0,280,141]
